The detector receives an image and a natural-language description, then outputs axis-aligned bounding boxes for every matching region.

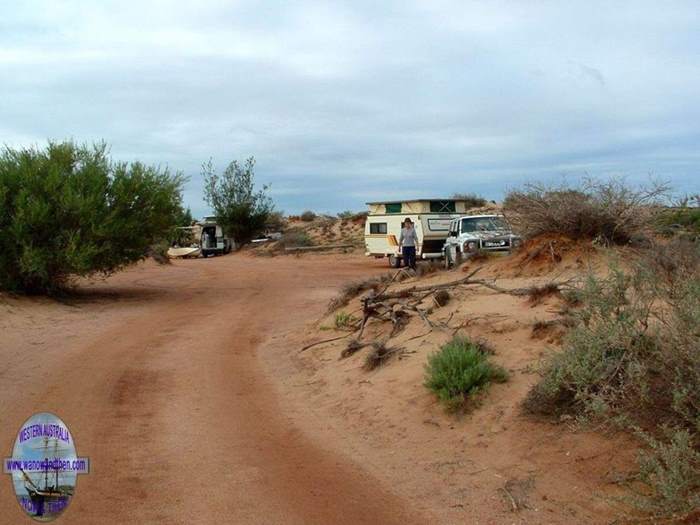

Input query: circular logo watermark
[4,413,89,521]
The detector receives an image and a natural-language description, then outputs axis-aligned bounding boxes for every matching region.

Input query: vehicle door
[446,220,459,246]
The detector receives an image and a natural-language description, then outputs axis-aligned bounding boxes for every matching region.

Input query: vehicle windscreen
[461,217,509,233]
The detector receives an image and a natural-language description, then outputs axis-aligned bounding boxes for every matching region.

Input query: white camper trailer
[364,199,473,267]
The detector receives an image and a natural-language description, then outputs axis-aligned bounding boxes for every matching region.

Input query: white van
[199,217,235,257]
[364,199,473,267]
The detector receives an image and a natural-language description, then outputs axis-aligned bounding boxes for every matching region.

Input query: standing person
[398,217,418,270]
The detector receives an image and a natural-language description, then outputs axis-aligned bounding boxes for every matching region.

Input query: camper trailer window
[385,203,402,213]
[369,222,388,234]
[429,200,456,213]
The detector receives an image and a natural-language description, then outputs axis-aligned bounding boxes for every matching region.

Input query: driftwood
[302,264,576,352]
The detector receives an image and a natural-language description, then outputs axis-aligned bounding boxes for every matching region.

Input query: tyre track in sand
[0,254,428,524]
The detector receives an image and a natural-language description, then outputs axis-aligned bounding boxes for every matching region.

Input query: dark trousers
[402,246,416,269]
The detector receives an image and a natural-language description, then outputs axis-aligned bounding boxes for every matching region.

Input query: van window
[429,200,456,213]
[385,203,402,213]
[369,222,388,234]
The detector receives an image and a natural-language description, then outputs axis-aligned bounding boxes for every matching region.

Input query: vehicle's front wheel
[444,247,453,269]
[388,254,401,268]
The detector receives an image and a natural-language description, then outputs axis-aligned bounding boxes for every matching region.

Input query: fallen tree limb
[373,266,483,300]
[299,333,351,353]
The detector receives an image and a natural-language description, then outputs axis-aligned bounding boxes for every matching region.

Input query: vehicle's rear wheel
[388,254,401,268]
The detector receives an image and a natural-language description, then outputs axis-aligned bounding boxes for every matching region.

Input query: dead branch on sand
[351,266,575,341]
[299,334,351,353]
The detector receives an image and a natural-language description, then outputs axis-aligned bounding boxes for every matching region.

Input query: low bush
[279,230,314,248]
[424,336,507,411]
[503,178,668,244]
[656,196,700,239]
[524,241,700,517]
[300,210,316,222]
[632,427,700,519]
[0,141,185,294]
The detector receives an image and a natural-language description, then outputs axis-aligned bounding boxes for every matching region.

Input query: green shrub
[524,242,700,518]
[0,141,184,294]
[632,427,700,518]
[524,249,700,430]
[424,336,507,411]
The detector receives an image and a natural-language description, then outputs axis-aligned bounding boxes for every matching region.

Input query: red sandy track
[0,253,427,524]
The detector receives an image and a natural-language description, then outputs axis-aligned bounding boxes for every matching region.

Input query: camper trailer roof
[365,198,464,205]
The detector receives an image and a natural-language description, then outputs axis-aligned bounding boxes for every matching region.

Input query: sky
[1,1,699,218]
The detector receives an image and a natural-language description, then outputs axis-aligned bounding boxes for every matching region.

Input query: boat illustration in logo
[4,412,89,521]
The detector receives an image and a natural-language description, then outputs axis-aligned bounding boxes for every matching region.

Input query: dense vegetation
[525,240,700,518]
[202,156,274,244]
[0,141,185,294]
[503,178,668,244]
[656,195,700,239]
[424,336,507,411]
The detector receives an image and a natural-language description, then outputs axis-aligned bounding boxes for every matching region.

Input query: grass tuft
[334,311,356,330]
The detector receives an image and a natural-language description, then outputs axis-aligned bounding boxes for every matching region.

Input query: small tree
[0,141,185,294]
[202,156,274,244]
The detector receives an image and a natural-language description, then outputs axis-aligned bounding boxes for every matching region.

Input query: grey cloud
[1,0,698,217]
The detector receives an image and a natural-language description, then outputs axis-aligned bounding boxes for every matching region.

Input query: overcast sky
[1,1,698,217]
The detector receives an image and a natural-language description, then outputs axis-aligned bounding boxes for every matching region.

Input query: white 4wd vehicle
[443,215,522,268]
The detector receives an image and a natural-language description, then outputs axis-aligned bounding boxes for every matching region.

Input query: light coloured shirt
[399,226,418,247]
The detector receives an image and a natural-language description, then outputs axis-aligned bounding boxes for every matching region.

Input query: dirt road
[0,253,427,524]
